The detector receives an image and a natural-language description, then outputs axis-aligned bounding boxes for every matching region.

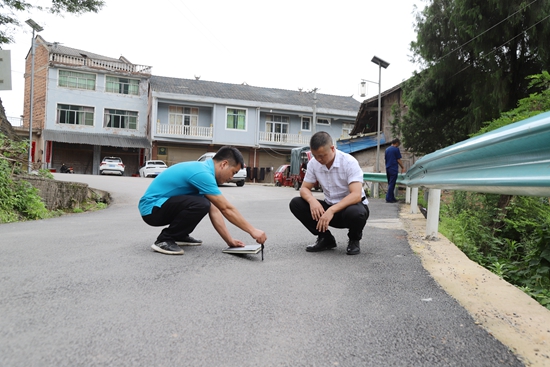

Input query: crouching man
[289,132,369,255]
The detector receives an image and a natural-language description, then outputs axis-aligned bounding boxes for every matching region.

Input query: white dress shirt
[303,149,368,205]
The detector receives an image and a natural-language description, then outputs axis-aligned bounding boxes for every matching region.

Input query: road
[0,174,523,367]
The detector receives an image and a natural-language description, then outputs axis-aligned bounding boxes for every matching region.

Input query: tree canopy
[0,0,104,45]
[400,0,550,154]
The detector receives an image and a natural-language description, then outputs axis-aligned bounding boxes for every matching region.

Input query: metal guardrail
[362,110,550,237]
[401,111,550,197]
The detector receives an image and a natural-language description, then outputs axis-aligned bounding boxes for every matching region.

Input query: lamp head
[25,19,44,32]
[371,56,389,69]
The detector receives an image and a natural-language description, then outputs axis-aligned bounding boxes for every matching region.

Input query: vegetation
[437,72,550,309]
[0,132,106,223]
[400,0,550,154]
[0,132,48,222]
[0,0,104,45]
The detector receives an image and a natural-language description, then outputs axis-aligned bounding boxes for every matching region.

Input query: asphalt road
[0,174,523,367]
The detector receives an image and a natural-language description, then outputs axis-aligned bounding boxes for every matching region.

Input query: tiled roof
[151,75,361,112]
[39,36,125,63]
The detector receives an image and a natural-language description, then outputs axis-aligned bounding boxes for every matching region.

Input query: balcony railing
[50,53,152,75]
[259,131,310,145]
[156,124,213,138]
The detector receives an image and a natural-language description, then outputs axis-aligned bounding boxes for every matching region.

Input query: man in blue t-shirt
[139,146,267,255]
[384,138,405,203]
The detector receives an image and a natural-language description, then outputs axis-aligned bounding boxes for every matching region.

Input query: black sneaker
[175,235,203,246]
[306,235,337,252]
[151,241,184,255]
[346,240,360,255]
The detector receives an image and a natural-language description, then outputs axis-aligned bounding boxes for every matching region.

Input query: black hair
[391,138,401,145]
[309,131,333,150]
[213,146,245,169]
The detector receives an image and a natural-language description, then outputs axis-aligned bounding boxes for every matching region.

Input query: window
[317,118,331,126]
[57,104,94,126]
[169,106,198,126]
[266,114,289,135]
[104,109,138,130]
[58,70,96,90]
[301,116,311,131]
[342,122,354,138]
[106,76,139,95]
[226,108,247,130]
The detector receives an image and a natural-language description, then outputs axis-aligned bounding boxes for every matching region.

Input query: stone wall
[17,176,111,211]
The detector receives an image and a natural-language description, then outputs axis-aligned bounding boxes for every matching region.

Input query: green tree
[0,0,104,45]
[401,0,550,154]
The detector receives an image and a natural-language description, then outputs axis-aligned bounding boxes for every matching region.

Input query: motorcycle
[60,164,74,174]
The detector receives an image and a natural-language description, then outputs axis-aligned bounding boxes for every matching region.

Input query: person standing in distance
[289,131,369,255]
[139,146,267,255]
[384,138,405,203]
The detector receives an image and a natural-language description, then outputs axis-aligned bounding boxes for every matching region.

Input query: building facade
[20,38,363,181]
[22,36,151,175]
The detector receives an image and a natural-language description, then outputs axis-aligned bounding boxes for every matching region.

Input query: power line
[451,12,550,78]
[435,0,540,65]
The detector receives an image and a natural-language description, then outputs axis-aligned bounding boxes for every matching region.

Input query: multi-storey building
[22,36,151,175]
[22,37,361,180]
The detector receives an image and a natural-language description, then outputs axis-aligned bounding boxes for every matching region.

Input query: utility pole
[312,88,317,134]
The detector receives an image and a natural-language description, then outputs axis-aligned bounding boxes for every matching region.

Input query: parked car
[99,156,125,176]
[197,152,247,186]
[139,160,168,178]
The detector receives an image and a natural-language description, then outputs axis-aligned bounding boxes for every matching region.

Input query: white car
[198,152,247,186]
[99,156,125,176]
[139,160,168,178]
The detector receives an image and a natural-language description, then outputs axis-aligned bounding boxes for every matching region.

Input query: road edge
[399,206,550,367]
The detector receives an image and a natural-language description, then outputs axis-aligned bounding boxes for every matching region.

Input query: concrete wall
[19,176,110,211]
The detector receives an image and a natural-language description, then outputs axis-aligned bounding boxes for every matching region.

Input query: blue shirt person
[384,138,405,203]
[139,146,267,255]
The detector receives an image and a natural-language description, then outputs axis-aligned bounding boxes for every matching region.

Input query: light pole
[25,19,43,173]
[370,55,389,198]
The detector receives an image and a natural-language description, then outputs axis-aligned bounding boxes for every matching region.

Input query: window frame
[56,104,95,126]
[58,69,96,91]
[317,118,331,126]
[301,116,311,131]
[168,105,199,126]
[105,76,140,95]
[226,107,247,131]
[103,108,138,130]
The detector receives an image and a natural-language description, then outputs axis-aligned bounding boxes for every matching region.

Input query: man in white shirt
[289,131,370,255]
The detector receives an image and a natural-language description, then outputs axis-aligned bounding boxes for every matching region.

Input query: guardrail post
[426,188,441,239]
[410,187,418,214]
[373,182,379,199]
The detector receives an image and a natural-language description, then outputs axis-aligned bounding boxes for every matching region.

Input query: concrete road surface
[0,174,523,367]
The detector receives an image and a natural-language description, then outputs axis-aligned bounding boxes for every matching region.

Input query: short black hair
[310,131,333,150]
[213,146,245,169]
[391,138,401,145]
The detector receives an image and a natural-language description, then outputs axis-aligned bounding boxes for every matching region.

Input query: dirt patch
[400,206,550,367]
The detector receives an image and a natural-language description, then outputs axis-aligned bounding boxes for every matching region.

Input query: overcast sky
[1,0,422,121]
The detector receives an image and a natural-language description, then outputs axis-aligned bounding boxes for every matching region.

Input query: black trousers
[289,197,369,241]
[141,195,210,243]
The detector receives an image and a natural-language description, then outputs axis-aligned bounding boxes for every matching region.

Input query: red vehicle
[274,164,292,187]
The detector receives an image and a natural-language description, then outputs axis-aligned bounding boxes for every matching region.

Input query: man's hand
[316,209,334,233]
[227,239,245,248]
[251,228,267,245]
[309,200,325,221]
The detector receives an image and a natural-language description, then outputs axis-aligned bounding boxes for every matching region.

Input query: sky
[0,0,423,122]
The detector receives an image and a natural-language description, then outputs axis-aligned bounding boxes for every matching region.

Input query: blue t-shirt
[385,145,402,172]
[138,159,221,216]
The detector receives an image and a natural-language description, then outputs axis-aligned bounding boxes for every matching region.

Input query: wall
[18,176,110,211]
